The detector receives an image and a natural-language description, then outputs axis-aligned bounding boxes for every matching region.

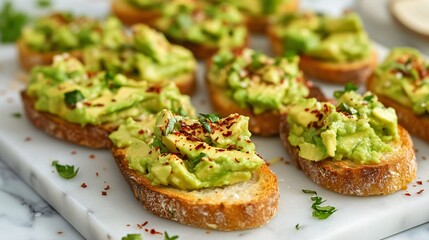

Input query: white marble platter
[0,1,429,240]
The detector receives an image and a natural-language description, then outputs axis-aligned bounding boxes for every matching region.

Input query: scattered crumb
[24,137,32,142]
[422,156,427,160]
[57,231,63,235]
[206,231,211,234]
[126,224,130,227]
[104,185,110,191]
[417,189,424,195]
[89,154,95,159]
[267,156,283,165]
[96,172,99,177]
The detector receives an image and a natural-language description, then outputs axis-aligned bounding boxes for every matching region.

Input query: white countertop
[0,0,428,239]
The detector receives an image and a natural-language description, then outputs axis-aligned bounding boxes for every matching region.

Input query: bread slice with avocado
[154,1,249,59]
[268,12,377,84]
[111,0,161,27]
[21,55,195,148]
[206,48,326,136]
[109,110,279,230]
[366,47,429,142]
[280,87,416,196]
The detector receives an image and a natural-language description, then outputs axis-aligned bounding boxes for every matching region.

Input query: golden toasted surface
[112,147,280,231]
[367,74,429,142]
[280,115,416,196]
[111,0,161,27]
[21,91,115,148]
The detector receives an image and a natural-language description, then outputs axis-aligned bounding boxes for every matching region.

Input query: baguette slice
[280,117,416,196]
[267,28,378,84]
[162,72,196,96]
[367,74,429,142]
[21,91,115,148]
[112,147,280,231]
[111,0,161,27]
[17,39,82,71]
[207,77,326,136]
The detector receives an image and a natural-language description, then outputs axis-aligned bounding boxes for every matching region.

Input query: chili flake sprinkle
[81,183,87,188]
[101,191,107,196]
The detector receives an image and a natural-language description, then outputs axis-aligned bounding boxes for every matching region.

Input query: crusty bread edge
[367,74,429,142]
[280,115,416,196]
[112,147,280,231]
[21,91,115,148]
[111,0,161,27]
[267,27,378,84]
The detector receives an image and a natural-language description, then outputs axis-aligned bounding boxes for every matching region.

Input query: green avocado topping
[272,12,371,62]
[208,48,309,114]
[374,47,429,115]
[83,24,196,84]
[213,0,294,16]
[126,0,166,9]
[26,56,195,126]
[287,87,399,164]
[22,13,125,52]
[109,109,264,190]
[155,2,247,48]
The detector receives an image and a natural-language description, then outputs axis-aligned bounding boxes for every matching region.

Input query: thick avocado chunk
[208,48,309,114]
[374,47,429,115]
[287,88,399,164]
[274,12,371,62]
[26,56,195,126]
[109,109,264,190]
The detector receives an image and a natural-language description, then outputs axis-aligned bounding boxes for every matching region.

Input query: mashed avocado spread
[272,12,371,62]
[126,0,166,9]
[374,47,429,115]
[155,1,247,48]
[83,24,196,83]
[26,55,195,126]
[287,85,399,164]
[214,0,295,16]
[109,109,264,190]
[22,13,125,52]
[208,48,309,114]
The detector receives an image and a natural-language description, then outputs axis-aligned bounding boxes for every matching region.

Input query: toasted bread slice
[111,0,161,27]
[280,117,416,196]
[267,29,378,84]
[112,146,279,231]
[17,39,82,71]
[168,72,197,96]
[21,91,115,148]
[206,73,326,136]
[367,74,429,142]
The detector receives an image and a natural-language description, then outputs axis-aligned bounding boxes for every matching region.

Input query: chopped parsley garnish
[51,160,79,179]
[165,117,178,135]
[176,107,187,117]
[36,0,51,8]
[198,113,221,133]
[0,1,28,43]
[302,189,336,219]
[121,233,142,240]
[164,231,179,240]
[333,82,358,99]
[337,102,358,115]
[189,153,208,168]
[64,90,85,106]
[152,137,168,154]
[11,112,22,118]
[295,223,301,230]
[363,95,374,102]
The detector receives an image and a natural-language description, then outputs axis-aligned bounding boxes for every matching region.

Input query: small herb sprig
[333,82,358,99]
[164,231,179,240]
[121,233,142,240]
[302,189,336,219]
[51,160,79,179]
[198,113,221,133]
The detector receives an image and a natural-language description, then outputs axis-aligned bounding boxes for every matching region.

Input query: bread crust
[17,39,82,71]
[170,72,197,96]
[112,147,279,231]
[280,116,417,196]
[267,28,378,84]
[111,0,161,27]
[245,0,299,33]
[367,74,429,142]
[21,91,115,148]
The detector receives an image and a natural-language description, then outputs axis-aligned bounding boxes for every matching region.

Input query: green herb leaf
[190,153,208,167]
[164,231,179,240]
[122,233,142,240]
[199,113,221,123]
[198,113,221,134]
[152,137,168,154]
[64,90,84,106]
[165,117,177,135]
[51,160,79,179]
[36,0,51,8]
[302,189,336,220]
[0,1,28,43]
[363,95,374,102]
[295,223,300,230]
[333,82,358,99]
[337,102,358,115]
[176,107,187,117]
[11,112,22,118]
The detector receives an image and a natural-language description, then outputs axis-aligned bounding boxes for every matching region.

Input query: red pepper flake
[417,189,424,194]
[104,185,110,191]
[404,193,411,197]
[146,86,161,93]
[126,224,130,227]
[150,229,162,235]
[101,191,107,196]
[145,229,149,232]
[195,143,205,150]
[96,172,99,177]
[81,183,87,188]
[89,154,95,159]
[138,129,145,134]
[71,150,77,155]
[417,181,423,185]
[24,137,32,142]
[93,103,104,107]
[83,102,92,107]
[142,221,148,227]
[222,131,232,137]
